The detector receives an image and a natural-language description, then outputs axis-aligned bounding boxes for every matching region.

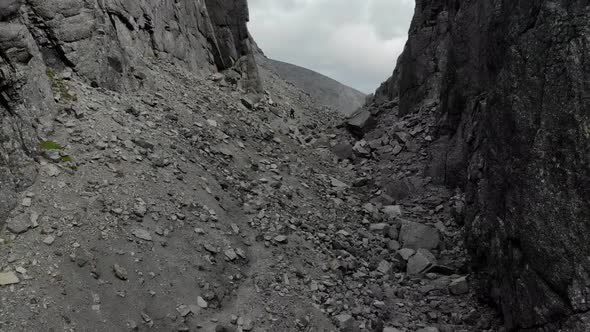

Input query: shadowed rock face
[204,0,262,92]
[0,0,21,19]
[205,0,250,68]
[0,0,260,227]
[372,0,590,330]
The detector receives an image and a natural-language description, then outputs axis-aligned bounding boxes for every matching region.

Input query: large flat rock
[346,109,377,137]
[399,221,440,250]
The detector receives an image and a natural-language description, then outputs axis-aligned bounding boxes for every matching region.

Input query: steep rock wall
[372,0,590,330]
[0,0,260,227]
[22,0,259,90]
[0,0,55,222]
[205,0,250,68]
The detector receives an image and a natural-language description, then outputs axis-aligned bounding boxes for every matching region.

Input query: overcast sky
[248,0,415,94]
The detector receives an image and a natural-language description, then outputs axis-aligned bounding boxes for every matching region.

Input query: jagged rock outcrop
[0,0,261,228]
[370,1,590,330]
[205,0,263,92]
[205,0,250,68]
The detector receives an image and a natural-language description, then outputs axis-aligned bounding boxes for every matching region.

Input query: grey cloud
[248,0,303,11]
[369,0,414,40]
[248,0,415,93]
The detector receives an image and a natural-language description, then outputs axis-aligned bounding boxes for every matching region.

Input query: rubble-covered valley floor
[0,60,499,332]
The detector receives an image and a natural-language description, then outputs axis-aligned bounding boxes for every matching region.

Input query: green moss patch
[39,140,64,150]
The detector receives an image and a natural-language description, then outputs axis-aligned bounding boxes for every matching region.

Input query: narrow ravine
[2,1,590,332]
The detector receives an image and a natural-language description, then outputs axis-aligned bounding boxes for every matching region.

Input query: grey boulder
[399,221,440,250]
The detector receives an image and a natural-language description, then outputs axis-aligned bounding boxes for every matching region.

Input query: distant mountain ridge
[256,56,366,115]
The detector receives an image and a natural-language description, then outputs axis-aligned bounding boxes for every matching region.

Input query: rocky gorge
[0,0,589,332]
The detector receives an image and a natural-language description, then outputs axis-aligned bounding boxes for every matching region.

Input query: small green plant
[46,68,77,102]
[61,154,77,169]
[583,122,590,139]
[46,68,56,80]
[39,140,63,150]
[39,140,76,169]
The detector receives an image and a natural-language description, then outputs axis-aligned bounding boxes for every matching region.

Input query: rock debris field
[0,56,499,332]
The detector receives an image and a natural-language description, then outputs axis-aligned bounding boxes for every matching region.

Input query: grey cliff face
[0,0,260,227]
[21,0,260,90]
[370,0,590,330]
